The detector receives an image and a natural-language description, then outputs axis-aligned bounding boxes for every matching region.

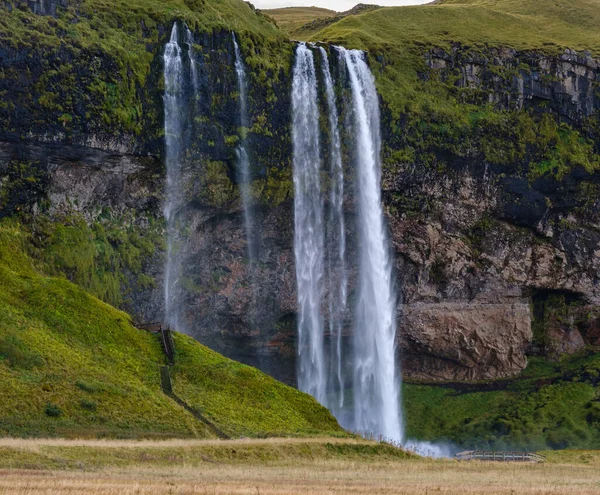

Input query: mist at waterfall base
[163,26,453,457]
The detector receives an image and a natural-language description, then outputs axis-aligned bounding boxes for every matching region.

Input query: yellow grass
[262,6,336,34]
[0,438,600,494]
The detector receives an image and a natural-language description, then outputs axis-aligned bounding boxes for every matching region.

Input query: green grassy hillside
[0,220,341,438]
[309,0,600,51]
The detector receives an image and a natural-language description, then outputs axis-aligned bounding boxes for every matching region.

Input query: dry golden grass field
[0,438,599,494]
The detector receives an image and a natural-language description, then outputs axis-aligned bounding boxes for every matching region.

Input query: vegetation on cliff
[404,353,600,450]
[0,0,290,149]
[262,6,336,36]
[0,220,341,438]
[300,0,600,183]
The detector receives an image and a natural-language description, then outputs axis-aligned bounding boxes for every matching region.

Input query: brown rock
[399,302,532,382]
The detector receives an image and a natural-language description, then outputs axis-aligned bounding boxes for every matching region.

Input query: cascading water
[185,27,199,93]
[318,46,347,416]
[292,43,326,404]
[343,48,403,443]
[163,23,185,331]
[292,43,402,442]
[232,32,256,263]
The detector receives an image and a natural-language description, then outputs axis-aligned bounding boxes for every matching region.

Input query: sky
[254,0,431,13]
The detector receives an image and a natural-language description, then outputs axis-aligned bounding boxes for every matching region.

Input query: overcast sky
[255,0,431,13]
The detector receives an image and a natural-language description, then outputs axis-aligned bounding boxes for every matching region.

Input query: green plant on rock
[198,161,236,208]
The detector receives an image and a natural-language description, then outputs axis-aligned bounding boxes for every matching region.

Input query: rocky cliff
[1,0,599,389]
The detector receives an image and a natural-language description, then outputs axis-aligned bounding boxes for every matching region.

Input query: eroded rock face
[425,45,600,122]
[1,37,599,386]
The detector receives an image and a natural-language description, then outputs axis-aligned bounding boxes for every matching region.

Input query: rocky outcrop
[400,302,531,381]
[425,45,600,123]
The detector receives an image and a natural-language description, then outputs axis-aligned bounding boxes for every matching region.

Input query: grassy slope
[309,0,600,52]
[0,438,413,471]
[263,7,336,36]
[0,221,341,438]
[404,354,600,450]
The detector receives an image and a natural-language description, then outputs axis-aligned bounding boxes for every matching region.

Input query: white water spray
[319,46,347,415]
[163,23,185,331]
[292,43,326,404]
[343,48,403,442]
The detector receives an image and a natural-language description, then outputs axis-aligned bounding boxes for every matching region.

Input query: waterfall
[291,44,402,442]
[185,27,199,94]
[292,43,326,404]
[163,23,185,331]
[343,48,403,442]
[318,46,347,415]
[232,32,256,264]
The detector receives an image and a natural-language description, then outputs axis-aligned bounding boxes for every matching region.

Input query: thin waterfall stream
[163,23,185,331]
[232,32,257,264]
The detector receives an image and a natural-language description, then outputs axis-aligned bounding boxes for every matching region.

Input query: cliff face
[390,44,600,381]
[1,1,600,387]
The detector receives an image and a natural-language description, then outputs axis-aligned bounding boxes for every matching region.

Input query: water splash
[163,23,185,331]
[292,43,326,404]
[232,32,257,264]
[318,46,347,415]
[343,47,403,443]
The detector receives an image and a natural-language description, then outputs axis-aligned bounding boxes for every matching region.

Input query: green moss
[198,161,236,208]
[25,213,162,308]
[403,352,600,450]
[256,166,293,206]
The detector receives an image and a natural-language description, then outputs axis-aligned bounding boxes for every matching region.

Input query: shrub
[79,399,97,411]
[45,403,63,417]
[0,336,44,370]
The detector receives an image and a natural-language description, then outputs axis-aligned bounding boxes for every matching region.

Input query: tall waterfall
[319,46,347,416]
[232,32,256,263]
[292,43,326,404]
[343,48,403,442]
[292,43,403,443]
[163,23,185,330]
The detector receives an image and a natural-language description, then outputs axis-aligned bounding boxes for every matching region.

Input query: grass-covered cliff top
[295,0,600,182]
[0,220,341,438]
[305,0,600,53]
[0,0,291,143]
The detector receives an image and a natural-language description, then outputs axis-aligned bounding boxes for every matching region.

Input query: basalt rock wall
[1,10,599,386]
